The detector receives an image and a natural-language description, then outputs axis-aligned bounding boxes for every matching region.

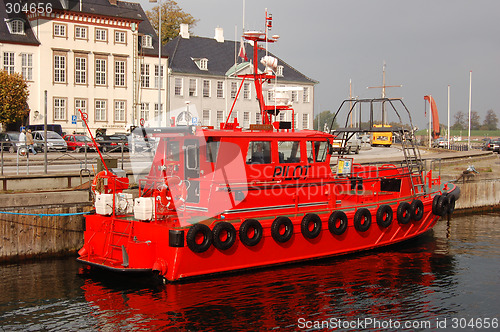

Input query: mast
[367,62,402,125]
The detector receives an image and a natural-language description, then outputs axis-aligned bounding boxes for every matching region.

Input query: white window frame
[154,103,163,120]
[303,87,310,103]
[54,24,66,37]
[189,78,197,97]
[302,113,309,129]
[114,30,126,44]
[216,110,224,126]
[75,99,87,120]
[268,90,274,102]
[142,35,153,48]
[203,79,211,98]
[174,78,183,96]
[243,111,250,128]
[230,82,238,99]
[75,56,86,84]
[141,64,150,88]
[154,65,163,88]
[277,65,283,76]
[243,83,251,99]
[53,98,67,120]
[54,54,66,83]
[3,52,15,74]
[291,90,298,103]
[140,102,150,121]
[95,28,107,42]
[200,58,208,70]
[114,100,126,122]
[202,109,210,126]
[75,26,87,40]
[114,59,126,87]
[95,100,107,121]
[216,81,224,98]
[95,58,107,86]
[8,20,24,35]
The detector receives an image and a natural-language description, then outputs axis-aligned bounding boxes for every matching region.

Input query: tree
[469,111,481,130]
[482,109,498,130]
[451,111,466,130]
[0,70,29,126]
[146,0,198,45]
[313,111,338,132]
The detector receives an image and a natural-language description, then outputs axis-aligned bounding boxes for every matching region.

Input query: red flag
[238,38,248,61]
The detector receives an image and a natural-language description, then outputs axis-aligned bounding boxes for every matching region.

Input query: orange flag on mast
[238,37,248,61]
[424,95,441,139]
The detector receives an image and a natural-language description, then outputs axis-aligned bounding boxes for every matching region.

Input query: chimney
[214,27,224,43]
[109,0,117,5]
[180,24,189,39]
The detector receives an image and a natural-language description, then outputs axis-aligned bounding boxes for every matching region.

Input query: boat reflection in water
[80,232,455,331]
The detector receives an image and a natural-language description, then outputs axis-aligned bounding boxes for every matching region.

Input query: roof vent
[180,24,189,39]
[214,27,224,43]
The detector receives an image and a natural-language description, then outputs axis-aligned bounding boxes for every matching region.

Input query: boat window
[206,138,220,163]
[312,141,328,162]
[166,141,180,161]
[278,141,301,163]
[186,144,199,170]
[246,141,271,164]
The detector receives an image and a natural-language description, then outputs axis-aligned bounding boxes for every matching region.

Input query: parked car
[32,130,67,152]
[332,132,361,154]
[0,132,21,153]
[432,137,449,148]
[96,133,129,152]
[483,138,500,151]
[490,139,500,154]
[63,134,100,152]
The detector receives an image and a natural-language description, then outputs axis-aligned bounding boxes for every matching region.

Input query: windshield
[46,132,62,139]
[75,136,91,142]
[8,133,20,140]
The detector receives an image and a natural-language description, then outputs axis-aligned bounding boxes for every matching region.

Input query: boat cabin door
[184,139,200,203]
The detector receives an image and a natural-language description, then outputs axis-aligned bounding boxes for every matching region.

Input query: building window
[54,54,66,83]
[95,58,106,85]
[279,112,285,121]
[53,98,67,120]
[154,103,163,120]
[302,114,309,129]
[142,35,153,48]
[114,30,126,44]
[291,90,298,103]
[202,109,210,126]
[174,78,183,96]
[216,81,224,98]
[114,100,126,122]
[95,28,107,42]
[256,112,261,125]
[243,83,251,99]
[54,24,66,37]
[154,65,163,88]
[229,110,237,122]
[243,111,250,128]
[200,58,208,70]
[230,82,238,99]
[3,52,14,74]
[303,87,310,103]
[140,103,150,121]
[75,26,87,39]
[75,56,87,84]
[140,64,150,88]
[277,65,283,76]
[95,100,107,121]
[203,80,211,98]
[216,110,224,126]
[189,79,197,96]
[8,20,24,35]
[268,90,274,102]
[75,99,86,119]
[114,59,126,87]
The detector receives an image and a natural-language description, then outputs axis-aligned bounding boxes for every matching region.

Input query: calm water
[1,213,499,331]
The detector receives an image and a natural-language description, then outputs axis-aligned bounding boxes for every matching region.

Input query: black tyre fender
[376,204,393,228]
[432,195,442,215]
[353,208,371,232]
[239,219,263,247]
[301,213,322,239]
[328,211,348,236]
[447,195,456,215]
[271,216,294,243]
[212,221,236,250]
[186,223,212,253]
[397,202,412,224]
[410,199,424,221]
[436,195,449,216]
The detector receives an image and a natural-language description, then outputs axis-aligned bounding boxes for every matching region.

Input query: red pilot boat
[77,18,459,282]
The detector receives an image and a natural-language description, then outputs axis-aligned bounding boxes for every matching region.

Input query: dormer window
[277,65,283,76]
[193,58,208,71]
[8,20,24,35]
[142,35,153,48]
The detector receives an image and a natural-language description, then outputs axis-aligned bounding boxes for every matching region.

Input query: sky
[139,0,500,130]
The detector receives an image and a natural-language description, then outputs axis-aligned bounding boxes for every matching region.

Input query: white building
[0,0,167,135]
[163,25,317,130]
